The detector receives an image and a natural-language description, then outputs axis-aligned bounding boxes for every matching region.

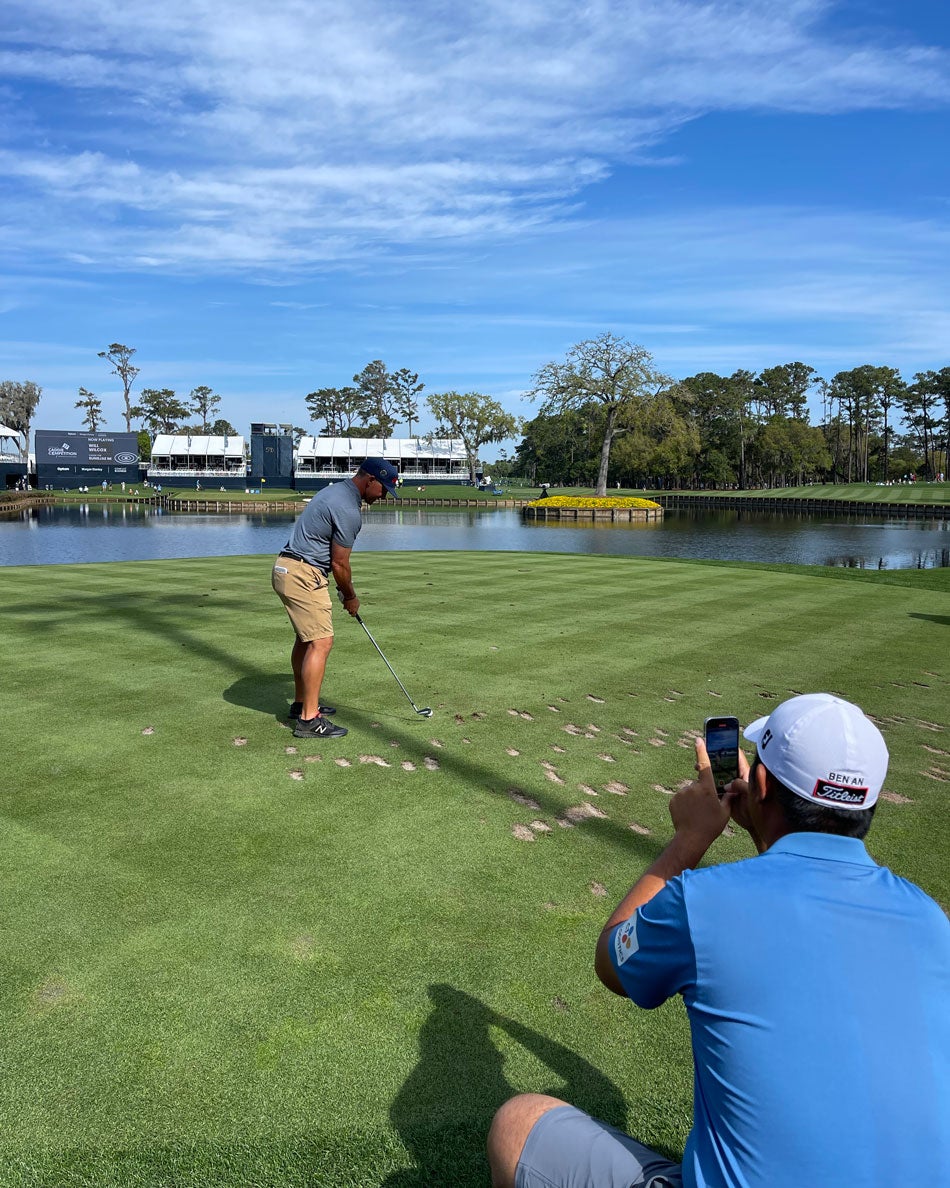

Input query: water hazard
[1,503,947,569]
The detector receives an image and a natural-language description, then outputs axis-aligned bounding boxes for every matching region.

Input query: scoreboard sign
[35,430,140,466]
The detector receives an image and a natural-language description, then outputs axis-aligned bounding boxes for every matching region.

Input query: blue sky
[1,0,948,447]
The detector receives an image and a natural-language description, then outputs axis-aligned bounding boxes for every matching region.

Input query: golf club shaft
[355,614,428,715]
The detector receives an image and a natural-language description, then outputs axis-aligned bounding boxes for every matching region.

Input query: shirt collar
[765,832,877,867]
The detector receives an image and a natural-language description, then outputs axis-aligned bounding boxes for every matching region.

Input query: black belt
[279,551,326,576]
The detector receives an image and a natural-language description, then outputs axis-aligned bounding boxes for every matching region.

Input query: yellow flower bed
[525,495,662,509]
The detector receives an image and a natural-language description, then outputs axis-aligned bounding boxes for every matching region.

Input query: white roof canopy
[0,423,23,440]
[151,434,245,457]
[295,436,466,462]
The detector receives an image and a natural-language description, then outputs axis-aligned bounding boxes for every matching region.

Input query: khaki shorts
[272,556,333,641]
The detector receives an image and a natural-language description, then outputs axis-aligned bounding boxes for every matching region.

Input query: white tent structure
[0,423,28,486]
[148,434,247,487]
[0,423,26,459]
[294,437,468,488]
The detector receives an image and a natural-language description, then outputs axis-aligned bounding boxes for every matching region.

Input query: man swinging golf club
[271,457,399,739]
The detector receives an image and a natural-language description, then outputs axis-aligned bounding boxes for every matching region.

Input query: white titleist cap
[744,693,888,810]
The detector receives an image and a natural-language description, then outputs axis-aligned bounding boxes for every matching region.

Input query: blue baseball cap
[360,457,400,497]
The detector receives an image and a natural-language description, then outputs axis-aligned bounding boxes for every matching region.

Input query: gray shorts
[516,1105,682,1188]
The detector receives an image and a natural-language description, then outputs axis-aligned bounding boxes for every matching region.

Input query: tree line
[3,334,947,491]
[517,334,950,494]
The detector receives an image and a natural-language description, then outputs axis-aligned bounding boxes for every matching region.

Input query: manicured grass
[653,482,950,504]
[31,480,950,508]
[1,553,948,1186]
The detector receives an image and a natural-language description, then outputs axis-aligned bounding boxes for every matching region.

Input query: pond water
[1,503,948,569]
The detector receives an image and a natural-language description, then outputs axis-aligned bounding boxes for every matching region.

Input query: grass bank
[1,553,947,1186]
[18,480,950,509]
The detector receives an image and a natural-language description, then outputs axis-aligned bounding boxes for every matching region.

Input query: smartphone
[704,716,740,794]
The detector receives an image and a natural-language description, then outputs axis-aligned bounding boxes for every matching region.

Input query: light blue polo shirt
[610,833,950,1187]
[283,479,363,575]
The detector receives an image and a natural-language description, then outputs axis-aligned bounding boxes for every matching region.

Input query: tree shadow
[907,613,950,626]
[380,984,625,1187]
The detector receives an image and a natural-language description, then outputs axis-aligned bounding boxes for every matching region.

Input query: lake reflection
[0,502,947,569]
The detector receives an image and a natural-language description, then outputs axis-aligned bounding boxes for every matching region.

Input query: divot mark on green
[429,739,444,747]
[628,822,651,835]
[359,755,391,766]
[587,695,605,704]
[649,738,666,747]
[916,720,945,732]
[922,744,949,756]
[520,711,534,720]
[512,824,535,842]
[552,745,566,753]
[509,790,540,808]
[621,727,638,737]
[586,723,601,733]
[922,767,949,782]
[472,711,487,719]
[423,756,440,771]
[142,727,155,735]
[561,802,606,824]
[598,754,616,763]
[579,784,598,796]
[530,820,552,834]
[401,761,416,772]
[233,737,248,746]
[506,747,520,756]
[708,690,722,697]
[289,770,304,781]
[32,980,73,1011]
[604,782,628,795]
[334,758,351,768]
[590,882,607,897]
[285,746,297,754]
[547,705,560,713]
[563,724,583,736]
[882,791,914,803]
[304,755,321,763]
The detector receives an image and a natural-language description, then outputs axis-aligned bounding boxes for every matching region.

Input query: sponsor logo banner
[36,430,140,466]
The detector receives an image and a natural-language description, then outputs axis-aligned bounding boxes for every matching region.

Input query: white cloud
[0,0,946,270]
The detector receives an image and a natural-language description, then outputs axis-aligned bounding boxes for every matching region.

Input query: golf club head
[418,707,433,718]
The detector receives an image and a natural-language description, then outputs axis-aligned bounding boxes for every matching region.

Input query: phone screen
[704,716,740,793]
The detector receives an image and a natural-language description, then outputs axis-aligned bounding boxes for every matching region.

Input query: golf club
[355,613,433,717]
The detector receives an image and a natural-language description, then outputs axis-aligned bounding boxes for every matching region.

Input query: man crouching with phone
[487,693,950,1188]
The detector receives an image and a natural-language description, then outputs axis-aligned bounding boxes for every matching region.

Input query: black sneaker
[293,715,348,739]
[288,701,336,718]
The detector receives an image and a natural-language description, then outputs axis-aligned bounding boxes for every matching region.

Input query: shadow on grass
[381,984,625,1187]
[1,587,669,864]
[907,613,950,626]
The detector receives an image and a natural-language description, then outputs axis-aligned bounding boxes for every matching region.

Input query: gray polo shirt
[283,480,363,574]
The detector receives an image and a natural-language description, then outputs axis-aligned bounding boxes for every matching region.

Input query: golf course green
[1,551,947,1186]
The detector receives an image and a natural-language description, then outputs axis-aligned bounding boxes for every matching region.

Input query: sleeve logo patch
[613,916,640,967]
[812,779,869,806]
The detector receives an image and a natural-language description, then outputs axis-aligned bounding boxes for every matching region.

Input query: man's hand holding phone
[667,737,733,853]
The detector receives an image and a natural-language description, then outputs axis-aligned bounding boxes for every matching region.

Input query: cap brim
[743,715,769,744]
[383,483,400,498]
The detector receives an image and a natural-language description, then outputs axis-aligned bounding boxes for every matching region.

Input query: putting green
[0,552,947,1186]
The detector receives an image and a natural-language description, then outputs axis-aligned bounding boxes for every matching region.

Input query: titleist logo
[812,780,869,806]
